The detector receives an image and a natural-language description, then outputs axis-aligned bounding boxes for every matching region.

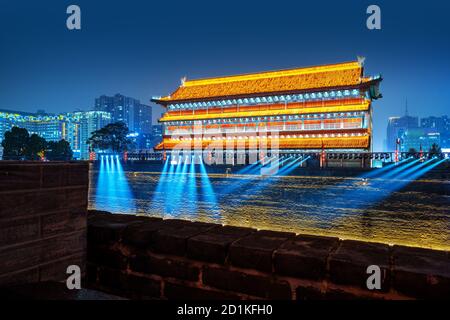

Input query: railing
[95,151,449,164]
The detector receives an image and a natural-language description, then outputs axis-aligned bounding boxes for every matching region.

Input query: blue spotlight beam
[362,158,411,178]
[380,159,421,179]
[199,158,218,206]
[395,158,436,180]
[277,156,309,176]
[95,154,133,214]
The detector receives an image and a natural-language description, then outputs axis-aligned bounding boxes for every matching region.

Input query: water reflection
[95,155,134,211]
[89,160,450,251]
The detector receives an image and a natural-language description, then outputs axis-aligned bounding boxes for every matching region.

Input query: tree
[2,127,30,160]
[45,140,73,161]
[25,134,47,160]
[428,143,441,158]
[406,147,417,157]
[88,122,134,153]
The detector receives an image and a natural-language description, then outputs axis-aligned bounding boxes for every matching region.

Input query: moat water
[89,168,450,251]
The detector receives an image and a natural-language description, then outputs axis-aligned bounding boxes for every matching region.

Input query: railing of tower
[121,151,449,165]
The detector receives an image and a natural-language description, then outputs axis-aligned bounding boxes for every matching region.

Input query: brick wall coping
[87,210,450,300]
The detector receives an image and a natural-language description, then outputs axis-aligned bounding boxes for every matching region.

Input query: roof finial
[357,56,366,66]
[181,76,187,86]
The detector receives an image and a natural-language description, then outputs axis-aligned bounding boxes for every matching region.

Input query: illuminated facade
[153,60,382,165]
[0,109,111,159]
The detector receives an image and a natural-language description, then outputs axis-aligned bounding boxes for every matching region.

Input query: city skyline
[1,0,450,151]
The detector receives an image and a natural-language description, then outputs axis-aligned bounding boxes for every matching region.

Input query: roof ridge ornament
[181,76,187,87]
[357,56,366,66]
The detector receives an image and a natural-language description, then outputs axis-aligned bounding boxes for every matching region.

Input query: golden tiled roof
[159,61,363,102]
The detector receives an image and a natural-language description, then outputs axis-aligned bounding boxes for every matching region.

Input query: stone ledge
[229,230,295,272]
[86,211,450,300]
[274,234,339,280]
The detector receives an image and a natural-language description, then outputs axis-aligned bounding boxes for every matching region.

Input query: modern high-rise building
[0,109,66,143]
[386,115,419,151]
[65,111,112,159]
[94,93,152,136]
[399,128,440,152]
[0,109,111,159]
[420,115,450,148]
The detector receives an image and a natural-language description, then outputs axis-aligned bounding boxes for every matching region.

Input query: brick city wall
[0,162,89,286]
[87,210,449,300]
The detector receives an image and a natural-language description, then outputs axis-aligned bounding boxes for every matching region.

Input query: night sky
[1,0,449,150]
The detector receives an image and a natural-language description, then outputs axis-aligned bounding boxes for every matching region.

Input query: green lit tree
[406,147,417,157]
[428,143,441,158]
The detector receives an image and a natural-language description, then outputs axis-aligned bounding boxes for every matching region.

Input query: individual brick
[0,216,40,246]
[202,266,291,299]
[164,281,240,300]
[130,254,199,281]
[329,240,391,292]
[87,246,127,270]
[0,191,37,219]
[86,263,98,285]
[187,225,255,264]
[152,221,218,256]
[67,163,89,186]
[66,187,89,209]
[392,245,450,299]
[97,266,127,293]
[274,234,339,280]
[39,253,86,282]
[121,218,168,248]
[40,230,86,262]
[0,268,40,287]
[41,165,67,188]
[0,164,41,192]
[0,240,43,274]
[34,189,67,214]
[296,285,324,300]
[123,274,161,299]
[324,288,367,300]
[230,230,295,272]
[88,214,144,244]
[41,208,86,237]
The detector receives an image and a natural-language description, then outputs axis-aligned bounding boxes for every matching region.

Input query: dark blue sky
[1,0,449,150]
